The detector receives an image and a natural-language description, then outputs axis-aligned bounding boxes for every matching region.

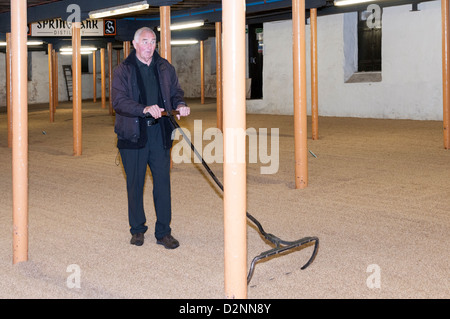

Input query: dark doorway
[248,23,263,99]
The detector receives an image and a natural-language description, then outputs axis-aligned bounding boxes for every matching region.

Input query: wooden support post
[293,0,308,189]
[48,43,54,122]
[222,0,247,299]
[11,0,28,264]
[442,0,450,149]
[160,6,173,168]
[53,50,58,108]
[93,50,97,103]
[310,8,319,141]
[107,42,113,115]
[200,40,205,104]
[52,49,58,113]
[72,22,82,156]
[160,6,172,62]
[123,41,130,59]
[215,22,223,131]
[101,48,106,109]
[117,49,121,66]
[6,32,12,148]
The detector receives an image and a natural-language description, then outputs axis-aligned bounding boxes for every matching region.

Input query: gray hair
[133,27,156,42]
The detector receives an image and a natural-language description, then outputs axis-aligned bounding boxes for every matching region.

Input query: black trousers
[119,122,172,239]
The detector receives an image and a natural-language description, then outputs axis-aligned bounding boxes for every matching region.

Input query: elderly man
[112,27,190,249]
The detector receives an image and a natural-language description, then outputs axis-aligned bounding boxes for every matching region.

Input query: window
[358,7,382,72]
[247,23,263,99]
[81,54,89,73]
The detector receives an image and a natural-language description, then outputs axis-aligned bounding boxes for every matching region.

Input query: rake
[161,111,319,284]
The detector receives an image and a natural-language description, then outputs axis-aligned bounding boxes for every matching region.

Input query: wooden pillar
[215,22,223,131]
[107,42,113,115]
[101,48,106,109]
[123,41,130,59]
[6,33,12,148]
[160,5,173,168]
[53,50,58,108]
[11,0,28,264]
[160,6,172,62]
[442,0,450,149]
[117,49,121,65]
[200,40,205,104]
[55,52,59,107]
[222,0,247,299]
[93,50,97,103]
[293,0,308,189]
[72,22,82,156]
[310,8,319,141]
[48,43,54,122]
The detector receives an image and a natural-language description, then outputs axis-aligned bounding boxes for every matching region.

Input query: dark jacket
[112,50,186,149]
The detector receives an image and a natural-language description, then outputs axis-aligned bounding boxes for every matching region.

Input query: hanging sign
[30,18,116,37]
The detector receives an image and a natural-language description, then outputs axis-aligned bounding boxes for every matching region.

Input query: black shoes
[130,233,145,246]
[130,233,179,249]
[156,234,180,249]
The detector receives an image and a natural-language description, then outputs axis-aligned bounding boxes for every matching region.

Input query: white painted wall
[172,38,217,99]
[246,1,443,120]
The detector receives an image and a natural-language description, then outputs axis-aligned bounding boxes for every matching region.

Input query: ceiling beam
[0,0,163,32]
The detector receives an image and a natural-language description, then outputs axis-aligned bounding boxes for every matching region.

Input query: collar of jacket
[123,49,162,68]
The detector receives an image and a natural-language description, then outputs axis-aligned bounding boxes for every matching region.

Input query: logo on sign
[104,19,116,36]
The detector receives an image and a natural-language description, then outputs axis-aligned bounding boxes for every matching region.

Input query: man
[112,27,190,249]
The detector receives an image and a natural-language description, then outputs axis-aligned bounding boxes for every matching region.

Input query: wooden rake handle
[145,110,179,119]
[161,110,179,116]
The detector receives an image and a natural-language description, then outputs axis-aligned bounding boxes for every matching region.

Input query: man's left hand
[176,105,190,120]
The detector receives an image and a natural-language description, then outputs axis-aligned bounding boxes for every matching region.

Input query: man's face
[133,30,157,64]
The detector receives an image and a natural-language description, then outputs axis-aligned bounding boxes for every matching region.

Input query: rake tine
[247,236,319,284]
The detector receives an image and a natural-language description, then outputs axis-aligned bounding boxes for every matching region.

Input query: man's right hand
[143,105,165,118]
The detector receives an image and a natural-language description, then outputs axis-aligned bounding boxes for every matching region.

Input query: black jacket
[112,50,186,149]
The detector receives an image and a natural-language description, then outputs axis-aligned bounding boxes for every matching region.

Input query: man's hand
[176,105,190,120]
[143,105,164,118]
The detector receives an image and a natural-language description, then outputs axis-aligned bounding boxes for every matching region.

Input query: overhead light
[60,46,98,54]
[26,41,44,46]
[157,20,204,31]
[0,41,44,46]
[89,1,149,19]
[61,51,95,55]
[171,39,199,45]
[334,0,375,6]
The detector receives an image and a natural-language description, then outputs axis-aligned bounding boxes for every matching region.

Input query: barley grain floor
[0,99,448,299]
